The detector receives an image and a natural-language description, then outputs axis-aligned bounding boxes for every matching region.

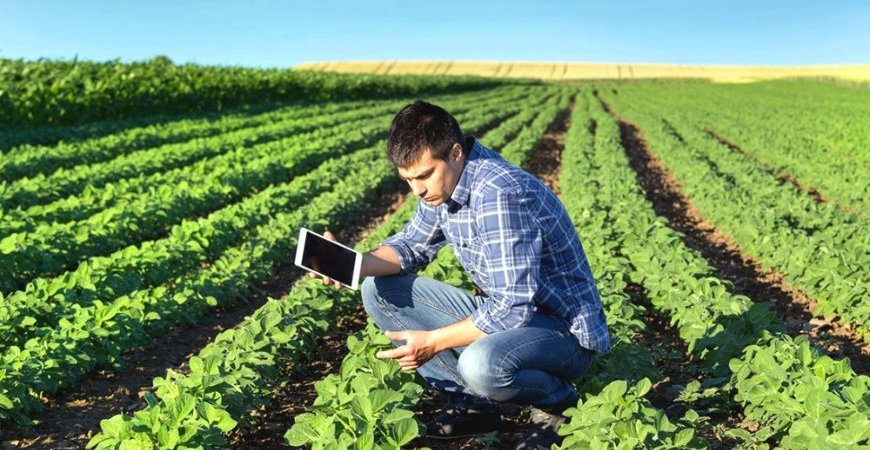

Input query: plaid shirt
[382,137,611,354]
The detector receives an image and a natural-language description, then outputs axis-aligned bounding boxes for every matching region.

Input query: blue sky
[1,0,867,67]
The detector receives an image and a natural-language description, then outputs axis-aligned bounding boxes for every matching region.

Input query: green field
[0,59,867,449]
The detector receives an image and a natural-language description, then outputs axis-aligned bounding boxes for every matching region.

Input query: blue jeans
[360,273,594,408]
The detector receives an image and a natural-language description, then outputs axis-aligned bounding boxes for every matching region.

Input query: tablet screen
[299,230,358,287]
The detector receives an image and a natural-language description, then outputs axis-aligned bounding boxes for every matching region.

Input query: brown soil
[622,284,692,410]
[229,306,369,450]
[595,93,868,374]
[525,98,574,196]
[2,185,410,450]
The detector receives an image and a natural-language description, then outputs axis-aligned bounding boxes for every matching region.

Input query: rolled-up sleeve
[471,189,541,333]
[381,200,447,273]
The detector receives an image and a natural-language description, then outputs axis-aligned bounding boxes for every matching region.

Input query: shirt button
[462,243,468,248]
[471,270,476,274]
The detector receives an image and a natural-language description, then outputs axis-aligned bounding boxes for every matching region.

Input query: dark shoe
[514,402,574,450]
[425,402,503,440]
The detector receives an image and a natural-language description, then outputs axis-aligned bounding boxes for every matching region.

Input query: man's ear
[451,143,463,162]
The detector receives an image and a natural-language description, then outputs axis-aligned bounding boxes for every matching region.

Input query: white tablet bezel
[294,227,362,290]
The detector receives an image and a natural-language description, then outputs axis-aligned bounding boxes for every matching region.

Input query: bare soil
[524,99,574,197]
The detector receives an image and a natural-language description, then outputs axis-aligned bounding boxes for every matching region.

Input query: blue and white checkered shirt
[381,137,611,353]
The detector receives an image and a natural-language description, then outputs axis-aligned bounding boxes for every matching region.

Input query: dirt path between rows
[3,184,409,450]
[595,93,868,374]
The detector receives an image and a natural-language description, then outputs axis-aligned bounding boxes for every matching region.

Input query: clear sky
[1,0,867,68]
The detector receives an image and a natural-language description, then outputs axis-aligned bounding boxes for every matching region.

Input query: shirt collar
[446,136,484,213]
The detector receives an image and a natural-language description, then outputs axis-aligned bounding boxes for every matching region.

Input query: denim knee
[361,276,384,317]
[457,339,514,402]
[361,275,409,332]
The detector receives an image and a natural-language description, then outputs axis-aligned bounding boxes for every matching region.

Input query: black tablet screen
[300,232,357,286]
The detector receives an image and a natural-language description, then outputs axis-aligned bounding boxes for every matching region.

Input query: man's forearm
[429,316,486,352]
[361,245,403,277]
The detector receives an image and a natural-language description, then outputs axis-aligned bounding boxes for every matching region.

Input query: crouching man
[315,100,611,449]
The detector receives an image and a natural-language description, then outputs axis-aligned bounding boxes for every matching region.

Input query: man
[316,100,610,449]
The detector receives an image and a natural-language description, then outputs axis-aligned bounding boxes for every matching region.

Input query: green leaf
[390,417,420,446]
[634,378,652,397]
[351,396,373,420]
[674,428,694,446]
[381,408,415,424]
[189,356,204,374]
[355,432,374,450]
[98,415,129,438]
[143,391,159,408]
[0,393,14,409]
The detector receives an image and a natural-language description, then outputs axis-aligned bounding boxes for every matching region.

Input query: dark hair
[386,100,464,168]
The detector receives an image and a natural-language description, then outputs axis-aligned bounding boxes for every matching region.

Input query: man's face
[397,143,464,207]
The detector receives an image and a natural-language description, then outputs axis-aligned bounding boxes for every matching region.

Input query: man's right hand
[309,231,344,290]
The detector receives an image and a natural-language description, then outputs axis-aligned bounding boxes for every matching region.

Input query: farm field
[295,60,870,83]
[0,59,867,449]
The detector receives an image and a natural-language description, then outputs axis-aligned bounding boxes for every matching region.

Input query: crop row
[287,195,429,448]
[553,92,706,449]
[500,89,572,164]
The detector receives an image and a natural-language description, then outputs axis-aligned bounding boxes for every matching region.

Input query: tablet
[294,227,363,290]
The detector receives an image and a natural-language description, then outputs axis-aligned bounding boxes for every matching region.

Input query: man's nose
[410,180,426,197]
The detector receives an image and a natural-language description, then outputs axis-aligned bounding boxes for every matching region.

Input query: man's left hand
[376,330,438,371]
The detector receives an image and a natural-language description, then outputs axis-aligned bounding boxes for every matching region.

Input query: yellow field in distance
[295,60,870,83]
